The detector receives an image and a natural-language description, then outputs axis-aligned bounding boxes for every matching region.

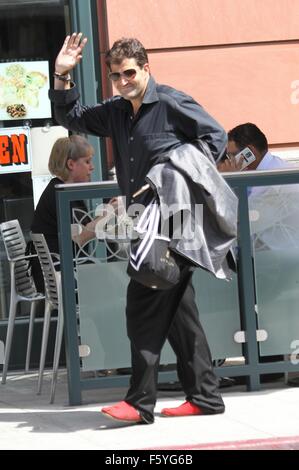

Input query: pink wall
[148,44,299,145]
[99,0,299,147]
[105,0,299,48]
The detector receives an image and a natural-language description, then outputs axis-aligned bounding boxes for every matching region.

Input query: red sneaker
[101,400,142,423]
[161,401,203,417]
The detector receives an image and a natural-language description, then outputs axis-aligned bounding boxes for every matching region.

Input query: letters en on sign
[0,127,32,173]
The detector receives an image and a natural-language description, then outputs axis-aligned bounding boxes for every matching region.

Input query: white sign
[0,61,51,120]
[0,126,32,173]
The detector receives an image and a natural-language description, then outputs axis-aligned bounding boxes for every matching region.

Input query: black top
[31,177,87,254]
[49,76,227,203]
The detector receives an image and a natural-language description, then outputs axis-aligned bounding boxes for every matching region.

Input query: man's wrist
[53,71,71,82]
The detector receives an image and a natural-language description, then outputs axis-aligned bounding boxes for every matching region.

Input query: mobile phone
[235,147,256,170]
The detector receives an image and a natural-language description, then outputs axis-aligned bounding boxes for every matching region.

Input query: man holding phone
[218,122,298,383]
[218,122,290,173]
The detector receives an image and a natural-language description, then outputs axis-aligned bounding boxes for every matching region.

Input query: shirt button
[130,178,134,183]
[130,157,134,162]
[130,198,134,204]
[130,136,134,141]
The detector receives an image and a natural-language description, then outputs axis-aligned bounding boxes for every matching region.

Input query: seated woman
[29,135,104,292]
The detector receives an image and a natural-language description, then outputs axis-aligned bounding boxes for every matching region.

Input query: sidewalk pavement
[1,370,299,450]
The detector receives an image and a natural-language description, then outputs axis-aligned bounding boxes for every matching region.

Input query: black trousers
[125,267,225,423]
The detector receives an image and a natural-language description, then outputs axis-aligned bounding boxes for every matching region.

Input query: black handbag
[127,199,181,289]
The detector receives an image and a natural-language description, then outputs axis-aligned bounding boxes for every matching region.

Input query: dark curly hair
[105,37,148,69]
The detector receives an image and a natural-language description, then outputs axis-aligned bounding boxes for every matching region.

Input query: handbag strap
[136,198,156,233]
[130,200,161,270]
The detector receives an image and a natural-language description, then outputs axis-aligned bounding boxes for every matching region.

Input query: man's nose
[119,76,130,85]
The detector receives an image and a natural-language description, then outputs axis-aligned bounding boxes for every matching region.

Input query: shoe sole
[160,413,202,417]
[101,409,142,424]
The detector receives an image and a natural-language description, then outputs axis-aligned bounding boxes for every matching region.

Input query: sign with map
[0,61,51,120]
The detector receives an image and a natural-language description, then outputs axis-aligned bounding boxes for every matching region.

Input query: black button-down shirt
[49,76,227,200]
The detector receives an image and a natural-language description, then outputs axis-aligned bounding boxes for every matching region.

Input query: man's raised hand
[55,33,88,75]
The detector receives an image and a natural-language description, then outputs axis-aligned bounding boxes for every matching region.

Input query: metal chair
[0,220,45,384]
[30,233,65,403]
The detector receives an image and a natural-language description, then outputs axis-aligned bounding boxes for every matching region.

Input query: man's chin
[121,90,138,100]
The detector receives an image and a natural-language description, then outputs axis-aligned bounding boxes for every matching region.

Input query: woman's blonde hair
[48,135,94,181]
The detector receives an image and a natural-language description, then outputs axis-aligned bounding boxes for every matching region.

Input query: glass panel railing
[249,182,299,356]
[194,269,242,360]
[72,198,176,372]
[56,172,299,404]
[70,192,242,372]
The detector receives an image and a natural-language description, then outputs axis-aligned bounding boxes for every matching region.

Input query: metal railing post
[69,0,104,182]
[56,190,82,405]
[236,186,261,390]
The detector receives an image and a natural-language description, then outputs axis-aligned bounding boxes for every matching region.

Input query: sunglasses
[108,68,137,82]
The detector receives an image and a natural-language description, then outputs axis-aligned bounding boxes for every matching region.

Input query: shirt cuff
[48,83,80,105]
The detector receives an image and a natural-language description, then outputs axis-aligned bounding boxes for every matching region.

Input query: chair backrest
[30,233,59,309]
[0,219,26,261]
[3,196,34,236]
[0,219,37,297]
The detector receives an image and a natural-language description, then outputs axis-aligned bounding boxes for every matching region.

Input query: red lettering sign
[0,135,10,165]
[11,134,28,164]
[0,133,28,167]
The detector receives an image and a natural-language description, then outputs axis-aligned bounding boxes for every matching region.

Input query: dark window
[0,1,71,319]
[0,0,70,128]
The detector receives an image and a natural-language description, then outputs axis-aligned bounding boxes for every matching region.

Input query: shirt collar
[256,151,283,171]
[257,151,272,170]
[142,76,159,104]
[113,75,159,110]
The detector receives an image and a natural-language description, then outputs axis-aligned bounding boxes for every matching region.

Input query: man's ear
[143,63,150,74]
